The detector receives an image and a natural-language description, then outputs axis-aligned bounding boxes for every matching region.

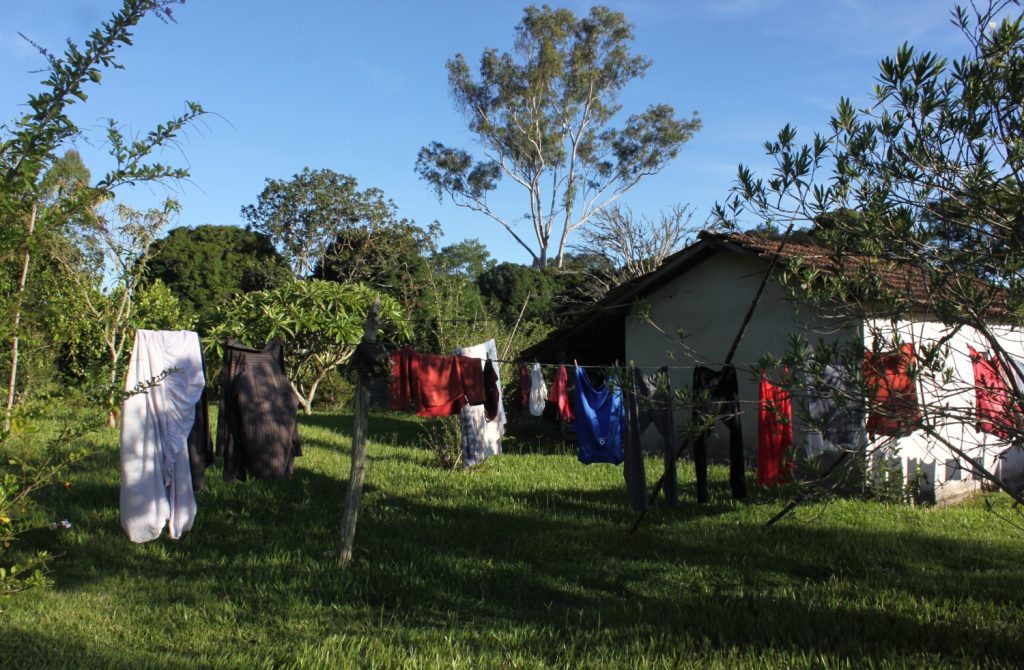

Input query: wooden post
[338,298,380,568]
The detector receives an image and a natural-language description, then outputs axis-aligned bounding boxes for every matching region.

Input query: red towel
[411,352,470,417]
[757,373,793,486]
[863,343,921,437]
[968,346,1013,439]
[547,365,574,422]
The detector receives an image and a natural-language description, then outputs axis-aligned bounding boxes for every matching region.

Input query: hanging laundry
[758,373,793,487]
[968,345,1014,439]
[517,362,530,412]
[483,359,500,421]
[804,363,862,447]
[120,330,208,543]
[388,347,416,412]
[389,349,484,417]
[692,365,746,502]
[186,377,214,492]
[547,365,574,422]
[529,363,547,416]
[627,367,679,508]
[622,368,649,511]
[456,339,507,467]
[863,343,921,438]
[217,339,302,481]
[574,366,625,465]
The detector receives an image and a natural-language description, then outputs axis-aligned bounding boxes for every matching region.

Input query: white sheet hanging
[456,339,506,467]
[120,330,206,543]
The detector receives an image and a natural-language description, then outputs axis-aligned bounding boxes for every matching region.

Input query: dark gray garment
[623,369,649,512]
[217,339,302,481]
[185,340,213,492]
[805,364,861,446]
[186,383,213,491]
[633,367,679,508]
[692,365,747,503]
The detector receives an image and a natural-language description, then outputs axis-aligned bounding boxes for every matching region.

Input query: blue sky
[2,1,968,265]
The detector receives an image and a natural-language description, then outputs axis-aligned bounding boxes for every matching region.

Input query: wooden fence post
[338,298,382,568]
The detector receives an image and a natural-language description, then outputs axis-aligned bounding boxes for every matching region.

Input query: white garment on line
[529,362,547,416]
[456,339,506,467]
[120,330,206,543]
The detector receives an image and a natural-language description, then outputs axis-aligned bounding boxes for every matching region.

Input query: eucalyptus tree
[416,5,701,269]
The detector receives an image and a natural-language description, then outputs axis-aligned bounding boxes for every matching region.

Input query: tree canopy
[147,224,289,329]
[416,5,701,269]
[241,168,404,279]
[206,279,410,414]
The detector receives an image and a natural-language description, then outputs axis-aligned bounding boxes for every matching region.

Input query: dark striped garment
[217,339,301,481]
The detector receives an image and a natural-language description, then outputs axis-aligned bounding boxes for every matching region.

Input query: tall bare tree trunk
[5,203,37,433]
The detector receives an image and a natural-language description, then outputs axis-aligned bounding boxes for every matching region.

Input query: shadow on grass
[14,409,1024,666]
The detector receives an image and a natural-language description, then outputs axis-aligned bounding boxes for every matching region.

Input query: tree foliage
[311,217,432,313]
[206,279,410,414]
[242,168,404,279]
[416,5,701,268]
[713,0,1024,327]
[431,238,495,281]
[0,0,202,594]
[570,202,696,297]
[147,224,289,329]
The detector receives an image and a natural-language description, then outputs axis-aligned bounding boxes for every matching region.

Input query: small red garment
[388,348,415,411]
[757,373,793,486]
[517,362,530,411]
[968,346,1013,439]
[457,354,486,406]
[547,365,574,422]
[863,343,921,437]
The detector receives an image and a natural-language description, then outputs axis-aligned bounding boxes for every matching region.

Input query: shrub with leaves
[207,279,410,414]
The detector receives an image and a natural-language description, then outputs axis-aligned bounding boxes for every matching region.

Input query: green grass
[3,408,1024,669]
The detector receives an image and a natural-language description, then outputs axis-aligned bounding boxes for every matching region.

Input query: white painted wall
[862,317,1024,499]
[624,249,1024,501]
[624,251,856,464]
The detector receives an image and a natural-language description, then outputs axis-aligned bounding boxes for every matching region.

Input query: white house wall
[624,251,856,466]
[863,317,1024,499]
[623,249,1024,502]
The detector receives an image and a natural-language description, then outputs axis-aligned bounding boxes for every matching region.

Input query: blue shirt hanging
[573,365,625,465]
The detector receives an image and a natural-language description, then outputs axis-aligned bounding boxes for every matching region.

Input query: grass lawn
[2,408,1023,669]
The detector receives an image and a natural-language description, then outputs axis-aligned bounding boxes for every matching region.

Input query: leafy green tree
[712,0,1024,500]
[311,218,433,314]
[146,224,289,329]
[416,5,701,269]
[476,262,561,325]
[207,279,410,414]
[1,0,205,429]
[58,199,188,425]
[242,168,402,278]
[431,238,495,281]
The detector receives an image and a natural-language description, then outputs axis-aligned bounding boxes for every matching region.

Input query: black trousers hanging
[627,366,679,508]
[692,365,747,503]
